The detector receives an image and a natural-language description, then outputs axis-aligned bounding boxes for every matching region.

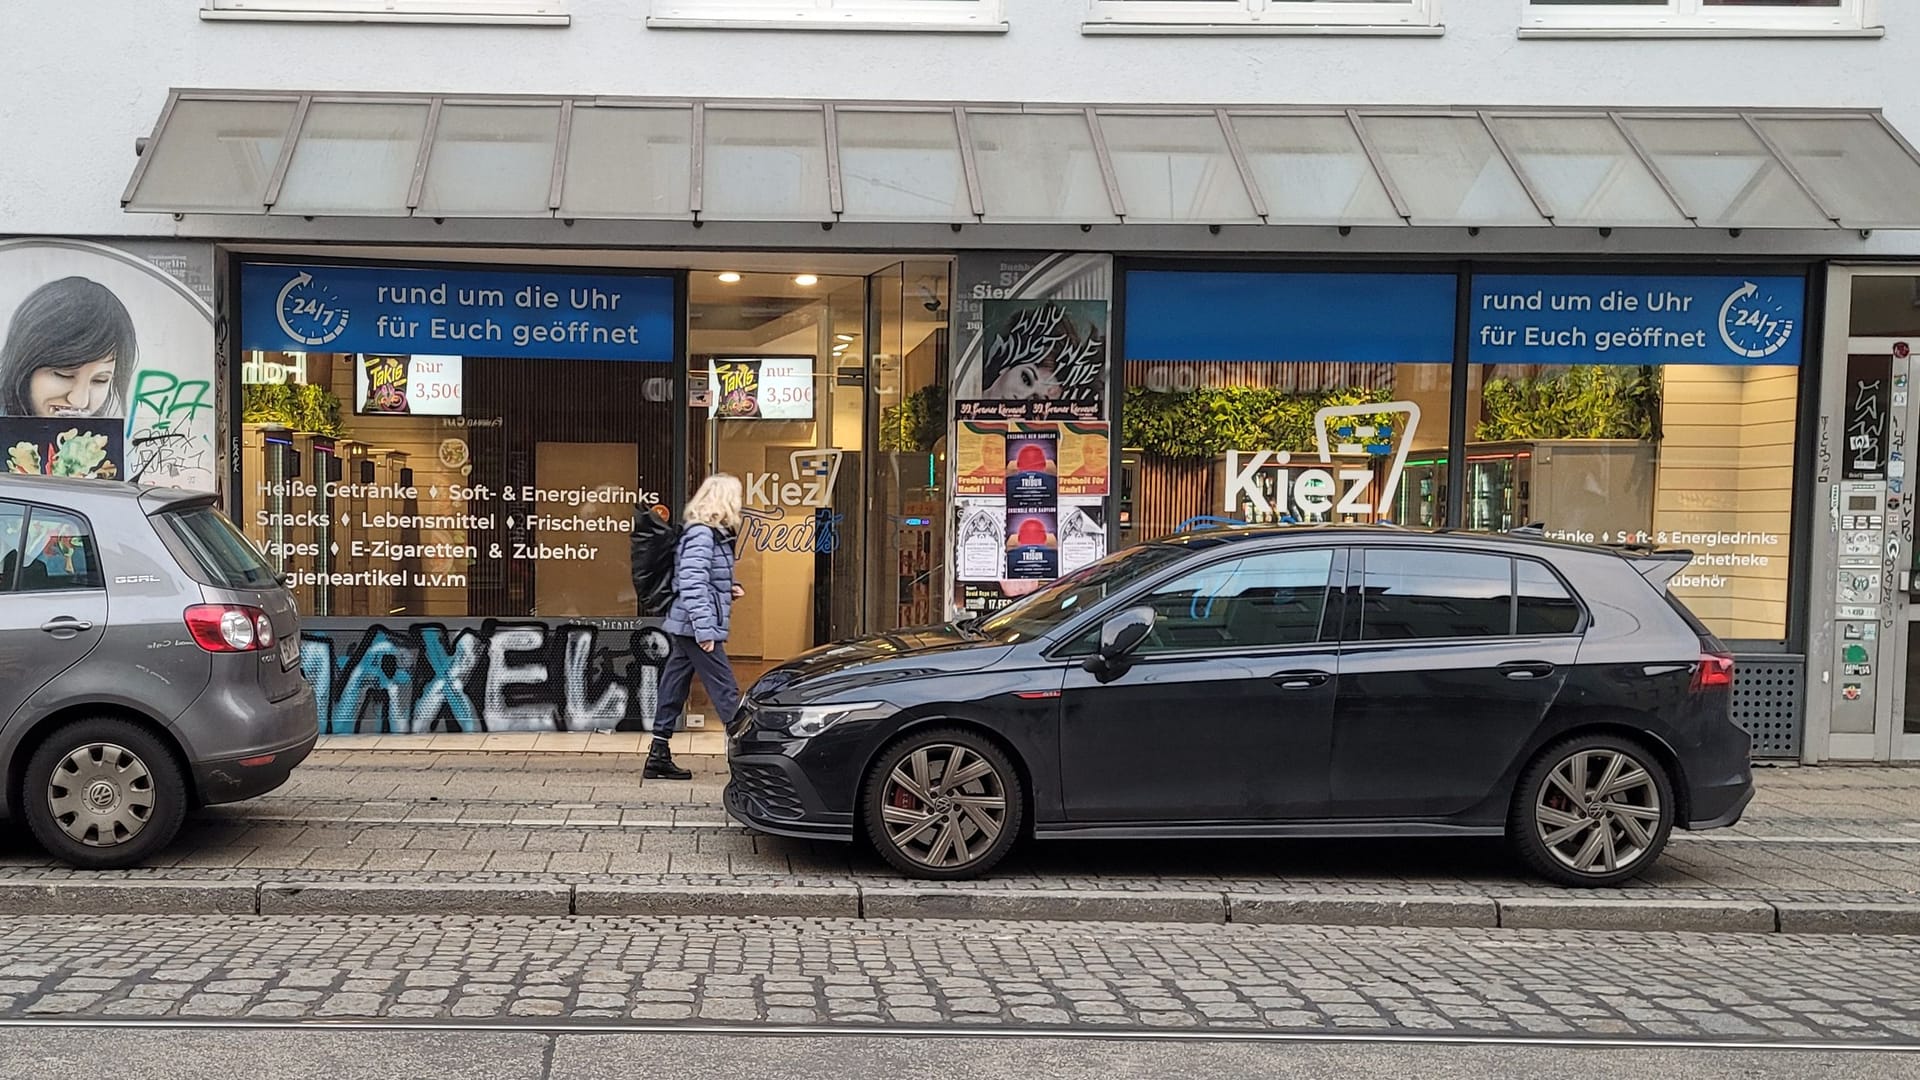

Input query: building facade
[3,0,1918,762]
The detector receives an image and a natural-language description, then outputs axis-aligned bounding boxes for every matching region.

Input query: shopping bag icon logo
[789,449,844,509]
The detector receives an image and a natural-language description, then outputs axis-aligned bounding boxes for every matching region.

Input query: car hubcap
[1536,748,1661,876]
[47,743,155,848]
[881,744,1006,870]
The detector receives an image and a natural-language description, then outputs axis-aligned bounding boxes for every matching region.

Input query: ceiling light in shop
[717,272,741,284]
[835,334,854,342]
[793,274,819,287]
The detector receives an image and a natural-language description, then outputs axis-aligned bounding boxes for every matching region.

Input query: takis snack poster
[1004,424,1058,509]
[1005,510,1058,579]
[711,359,763,419]
[359,355,412,414]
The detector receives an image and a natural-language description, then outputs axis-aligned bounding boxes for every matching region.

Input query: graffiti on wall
[0,238,218,491]
[301,621,675,734]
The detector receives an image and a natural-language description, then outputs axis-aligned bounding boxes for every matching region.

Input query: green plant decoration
[243,383,346,437]
[881,384,948,453]
[1122,385,1398,461]
[1476,365,1661,442]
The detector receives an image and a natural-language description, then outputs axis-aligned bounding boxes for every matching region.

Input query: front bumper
[723,714,857,842]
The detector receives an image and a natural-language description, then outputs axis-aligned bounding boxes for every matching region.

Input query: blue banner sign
[1470,274,1806,366]
[1124,271,1458,365]
[240,262,675,362]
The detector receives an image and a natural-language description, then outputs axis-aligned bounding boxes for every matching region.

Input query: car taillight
[1692,650,1734,691]
[184,604,271,653]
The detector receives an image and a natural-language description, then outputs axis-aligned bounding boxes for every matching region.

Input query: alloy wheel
[1534,747,1663,876]
[46,743,156,848]
[879,743,1008,870]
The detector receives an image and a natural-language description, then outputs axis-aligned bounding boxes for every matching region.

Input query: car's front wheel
[862,727,1024,880]
[1509,734,1675,888]
[22,718,188,870]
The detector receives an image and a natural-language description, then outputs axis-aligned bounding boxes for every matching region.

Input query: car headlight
[757,701,894,738]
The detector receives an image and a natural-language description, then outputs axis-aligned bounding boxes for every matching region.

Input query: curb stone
[860,887,1227,923]
[1228,894,1498,928]
[575,884,860,918]
[0,881,258,915]
[1497,896,1778,933]
[257,882,572,916]
[2,878,1918,936]
[1773,901,1920,936]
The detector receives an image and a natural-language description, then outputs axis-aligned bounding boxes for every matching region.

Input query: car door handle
[1272,670,1331,690]
[1500,661,1556,681]
[40,617,93,636]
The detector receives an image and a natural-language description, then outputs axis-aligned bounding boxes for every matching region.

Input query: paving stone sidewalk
[2,750,1918,927]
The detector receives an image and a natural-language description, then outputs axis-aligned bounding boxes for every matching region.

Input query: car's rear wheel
[862,728,1023,880]
[1509,734,1674,888]
[22,718,188,870]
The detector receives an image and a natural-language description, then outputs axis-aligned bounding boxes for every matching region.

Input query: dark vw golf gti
[726,527,1753,885]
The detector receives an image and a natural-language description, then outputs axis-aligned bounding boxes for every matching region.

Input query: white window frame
[1084,0,1441,36]
[200,0,568,26]
[648,0,1007,33]
[1521,0,1880,38]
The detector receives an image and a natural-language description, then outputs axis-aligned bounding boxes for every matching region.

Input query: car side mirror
[1098,606,1155,662]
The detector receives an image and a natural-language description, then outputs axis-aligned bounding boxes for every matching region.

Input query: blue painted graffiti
[300,621,672,734]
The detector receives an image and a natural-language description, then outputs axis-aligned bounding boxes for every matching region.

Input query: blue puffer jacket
[662,523,737,643]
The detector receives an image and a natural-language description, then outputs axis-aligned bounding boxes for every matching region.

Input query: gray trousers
[653,634,741,738]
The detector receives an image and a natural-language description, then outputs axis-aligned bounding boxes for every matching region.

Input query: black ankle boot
[644,738,692,780]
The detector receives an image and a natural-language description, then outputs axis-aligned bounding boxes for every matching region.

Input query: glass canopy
[123,92,1920,230]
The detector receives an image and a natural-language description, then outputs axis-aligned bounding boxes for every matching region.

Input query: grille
[729,762,805,820]
[1731,655,1803,760]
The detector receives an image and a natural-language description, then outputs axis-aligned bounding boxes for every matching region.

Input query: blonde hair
[684,473,744,532]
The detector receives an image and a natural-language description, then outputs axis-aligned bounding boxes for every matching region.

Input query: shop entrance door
[1866,331,1920,763]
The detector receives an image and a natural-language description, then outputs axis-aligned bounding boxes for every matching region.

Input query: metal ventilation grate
[1732,655,1803,760]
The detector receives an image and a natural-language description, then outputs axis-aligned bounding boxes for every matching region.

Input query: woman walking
[648,474,745,781]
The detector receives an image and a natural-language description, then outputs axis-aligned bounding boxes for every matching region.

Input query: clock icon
[1719,282,1795,361]
[275,271,350,348]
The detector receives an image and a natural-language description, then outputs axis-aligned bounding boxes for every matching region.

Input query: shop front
[232,255,950,734]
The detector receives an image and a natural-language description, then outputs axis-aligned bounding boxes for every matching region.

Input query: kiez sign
[1222,402,1421,520]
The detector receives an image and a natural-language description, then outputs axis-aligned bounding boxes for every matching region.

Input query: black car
[725,526,1753,886]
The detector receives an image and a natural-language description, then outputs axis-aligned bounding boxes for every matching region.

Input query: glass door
[864,261,951,633]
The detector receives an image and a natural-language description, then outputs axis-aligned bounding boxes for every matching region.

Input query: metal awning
[122,91,1920,230]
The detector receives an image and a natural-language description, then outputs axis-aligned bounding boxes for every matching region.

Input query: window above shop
[1084,0,1441,35]
[200,0,568,26]
[647,0,1005,32]
[120,93,1920,232]
[1522,0,1880,37]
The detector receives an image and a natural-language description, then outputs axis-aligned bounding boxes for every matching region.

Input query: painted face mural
[0,239,217,490]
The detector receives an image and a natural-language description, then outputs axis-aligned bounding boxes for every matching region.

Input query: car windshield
[162,504,278,589]
[974,543,1187,643]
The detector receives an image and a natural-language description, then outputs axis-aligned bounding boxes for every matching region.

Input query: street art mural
[0,238,218,491]
[300,621,677,734]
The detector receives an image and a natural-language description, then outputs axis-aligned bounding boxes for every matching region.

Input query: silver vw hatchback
[0,475,317,868]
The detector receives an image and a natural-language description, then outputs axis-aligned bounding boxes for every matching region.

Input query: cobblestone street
[1,914,1919,1044]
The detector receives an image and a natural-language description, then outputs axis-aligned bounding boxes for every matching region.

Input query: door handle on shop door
[1500,661,1555,681]
[1272,670,1331,690]
[40,616,93,637]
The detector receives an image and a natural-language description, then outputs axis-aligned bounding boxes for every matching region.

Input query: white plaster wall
[1,0,1916,244]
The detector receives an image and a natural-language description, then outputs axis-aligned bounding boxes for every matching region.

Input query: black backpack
[630,511,683,617]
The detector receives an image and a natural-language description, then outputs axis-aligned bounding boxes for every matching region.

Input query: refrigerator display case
[1393,440,1656,538]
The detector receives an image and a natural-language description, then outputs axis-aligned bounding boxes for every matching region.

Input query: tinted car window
[978,543,1188,643]
[0,502,22,592]
[164,505,278,589]
[1516,559,1581,635]
[19,508,102,592]
[1360,549,1511,641]
[1137,549,1334,653]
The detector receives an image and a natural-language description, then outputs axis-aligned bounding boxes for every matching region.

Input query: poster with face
[958,299,1108,422]
[1057,421,1110,496]
[0,239,217,491]
[955,421,1006,496]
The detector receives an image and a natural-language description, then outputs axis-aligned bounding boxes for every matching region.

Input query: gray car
[0,474,316,868]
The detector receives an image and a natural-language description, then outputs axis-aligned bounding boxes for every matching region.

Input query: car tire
[862,727,1024,881]
[22,718,188,870]
[1508,733,1675,888]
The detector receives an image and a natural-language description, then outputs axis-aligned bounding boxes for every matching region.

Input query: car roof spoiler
[1619,547,1695,587]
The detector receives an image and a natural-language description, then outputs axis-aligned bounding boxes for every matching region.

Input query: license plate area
[279,635,300,669]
